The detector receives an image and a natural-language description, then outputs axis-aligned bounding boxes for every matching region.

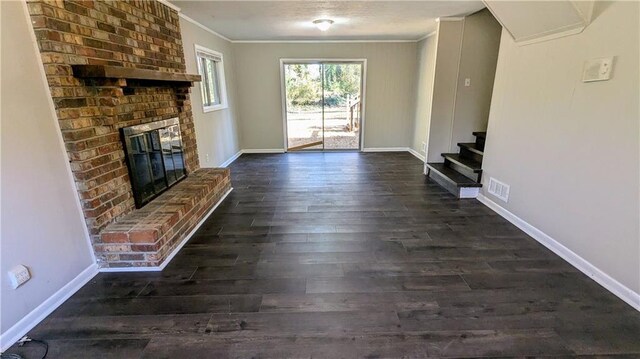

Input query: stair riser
[427,168,479,199]
[446,160,482,182]
[427,168,459,197]
[460,147,483,163]
[475,137,486,151]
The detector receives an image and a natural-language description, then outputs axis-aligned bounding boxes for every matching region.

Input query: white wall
[0,0,95,341]
[233,42,417,150]
[426,20,464,162]
[180,17,242,167]
[411,35,438,157]
[482,1,640,295]
[450,10,501,151]
[425,12,502,162]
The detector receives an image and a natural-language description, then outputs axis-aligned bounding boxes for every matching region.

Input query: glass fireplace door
[159,125,186,187]
[122,118,186,208]
[148,131,168,193]
[128,134,157,203]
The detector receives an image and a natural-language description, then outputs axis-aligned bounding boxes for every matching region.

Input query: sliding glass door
[283,61,363,151]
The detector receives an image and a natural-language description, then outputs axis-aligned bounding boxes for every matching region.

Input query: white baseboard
[219,151,242,167]
[407,148,426,162]
[363,147,426,162]
[0,190,236,350]
[100,187,233,273]
[0,263,99,351]
[362,147,409,152]
[241,149,285,154]
[213,147,288,168]
[241,148,420,157]
[477,194,640,312]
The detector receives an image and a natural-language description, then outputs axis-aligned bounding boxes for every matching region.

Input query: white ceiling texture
[171,1,486,41]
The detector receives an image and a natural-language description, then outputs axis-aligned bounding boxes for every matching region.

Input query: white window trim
[194,44,228,113]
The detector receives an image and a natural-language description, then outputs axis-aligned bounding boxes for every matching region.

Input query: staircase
[426,131,485,198]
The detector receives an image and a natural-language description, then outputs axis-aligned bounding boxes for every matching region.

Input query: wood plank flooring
[7,152,640,358]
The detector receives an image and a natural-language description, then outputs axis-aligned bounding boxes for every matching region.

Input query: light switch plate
[464,78,471,87]
[583,57,614,82]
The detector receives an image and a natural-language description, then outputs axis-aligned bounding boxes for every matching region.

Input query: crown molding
[416,31,437,42]
[179,13,234,43]
[233,39,419,44]
[436,17,465,22]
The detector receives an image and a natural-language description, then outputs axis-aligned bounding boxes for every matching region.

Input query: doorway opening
[281,60,365,151]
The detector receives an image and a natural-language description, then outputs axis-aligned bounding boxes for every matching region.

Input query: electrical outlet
[205,154,210,163]
[8,265,31,289]
[421,142,426,153]
[464,78,471,87]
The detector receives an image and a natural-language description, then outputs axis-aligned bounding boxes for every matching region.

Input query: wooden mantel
[71,65,201,85]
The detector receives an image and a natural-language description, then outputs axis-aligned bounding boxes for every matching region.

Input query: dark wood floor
[8,152,640,358]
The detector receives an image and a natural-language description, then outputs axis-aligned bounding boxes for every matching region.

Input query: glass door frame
[280,58,367,152]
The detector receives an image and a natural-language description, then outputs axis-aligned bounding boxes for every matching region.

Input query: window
[195,45,227,112]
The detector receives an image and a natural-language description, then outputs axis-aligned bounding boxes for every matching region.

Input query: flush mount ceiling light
[313,19,334,31]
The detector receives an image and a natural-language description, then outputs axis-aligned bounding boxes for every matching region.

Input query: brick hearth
[99,168,231,268]
[27,0,227,268]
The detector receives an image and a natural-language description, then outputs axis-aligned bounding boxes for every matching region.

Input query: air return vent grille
[488,177,510,202]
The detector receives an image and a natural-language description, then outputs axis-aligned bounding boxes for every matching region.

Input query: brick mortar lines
[98,190,227,265]
[31,29,184,71]
[34,21,183,48]
[105,181,231,268]
[100,170,227,235]
[27,0,201,266]
[35,23,184,51]
[31,1,183,39]
[36,40,184,71]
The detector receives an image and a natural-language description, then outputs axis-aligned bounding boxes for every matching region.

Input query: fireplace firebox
[121,118,186,208]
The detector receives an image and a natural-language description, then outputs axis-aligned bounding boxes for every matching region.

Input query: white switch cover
[583,57,614,82]
[8,265,31,289]
[464,78,471,87]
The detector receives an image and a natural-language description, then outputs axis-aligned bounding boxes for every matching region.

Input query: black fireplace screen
[121,118,186,208]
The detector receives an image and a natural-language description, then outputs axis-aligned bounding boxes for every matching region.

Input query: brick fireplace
[28,0,231,268]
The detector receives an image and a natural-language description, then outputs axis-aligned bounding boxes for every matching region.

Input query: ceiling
[171,1,486,42]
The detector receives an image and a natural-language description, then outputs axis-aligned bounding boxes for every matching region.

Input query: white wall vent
[488,177,510,202]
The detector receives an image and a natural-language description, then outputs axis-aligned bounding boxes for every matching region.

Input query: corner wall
[482,1,640,297]
[425,11,501,162]
[426,20,464,162]
[180,16,242,167]
[450,10,501,151]
[411,35,438,158]
[1,0,95,344]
